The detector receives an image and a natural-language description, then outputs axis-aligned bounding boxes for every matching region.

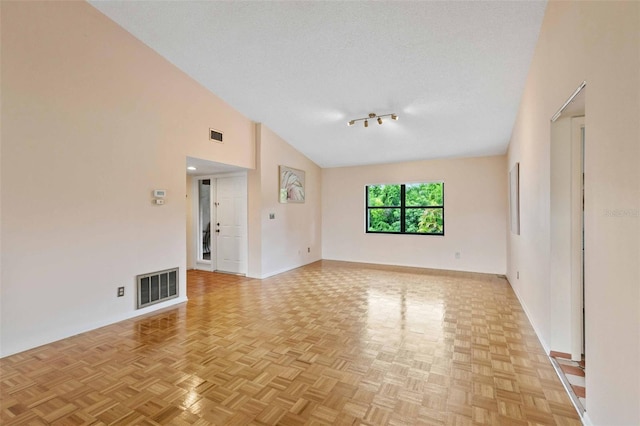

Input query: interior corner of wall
[246,270,262,280]
[253,122,263,169]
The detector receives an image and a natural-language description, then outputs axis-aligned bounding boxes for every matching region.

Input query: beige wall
[0,1,255,356]
[248,124,322,278]
[4,3,639,424]
[322,155,507,274]
[507,1,639,424]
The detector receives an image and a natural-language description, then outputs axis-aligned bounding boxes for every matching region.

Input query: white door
[215,175,247,274]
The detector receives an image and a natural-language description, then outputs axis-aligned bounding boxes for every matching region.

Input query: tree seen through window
[366,182,444,235]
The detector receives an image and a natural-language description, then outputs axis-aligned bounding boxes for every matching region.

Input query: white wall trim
[192,171,248,179]
[322,256,505,276]
[0,297,188,359]
[506,277,551,355]
[257,267,298,279]
[582,412,594,426]
[253,259,320,280]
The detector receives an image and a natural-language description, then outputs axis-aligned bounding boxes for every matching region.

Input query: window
[366,182,444,235]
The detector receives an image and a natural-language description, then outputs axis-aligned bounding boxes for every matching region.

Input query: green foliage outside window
[366,182,444,235]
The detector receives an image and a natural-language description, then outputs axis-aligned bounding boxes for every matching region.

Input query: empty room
[1,1,638,425]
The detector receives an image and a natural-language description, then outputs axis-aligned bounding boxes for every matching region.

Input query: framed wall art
[279,165,305,203]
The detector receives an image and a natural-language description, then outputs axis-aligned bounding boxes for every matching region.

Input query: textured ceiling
[89,1,546,168]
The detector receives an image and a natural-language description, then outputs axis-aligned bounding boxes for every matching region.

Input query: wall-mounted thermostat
[153,189,167,198]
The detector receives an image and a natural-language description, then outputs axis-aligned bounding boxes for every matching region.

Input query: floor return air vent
[137,268,178,309]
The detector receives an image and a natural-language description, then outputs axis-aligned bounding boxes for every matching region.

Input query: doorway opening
[187,157,248,275]
[549,82,586,415]
[198,179,212,262]
[195,177,214,269]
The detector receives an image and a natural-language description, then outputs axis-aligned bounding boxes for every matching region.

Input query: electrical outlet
[517,271,520,279]
[307,247,310,253]
[269,213,275,219]
[117,286,125,297]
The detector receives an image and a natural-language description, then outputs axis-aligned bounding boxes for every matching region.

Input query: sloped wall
[1,1,255,356]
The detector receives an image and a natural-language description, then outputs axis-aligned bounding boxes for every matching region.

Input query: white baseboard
[582,411,593,426]
[256,258,322,279]
[1,296,188,358]
[504,277,551,355]
[321,256,505,276]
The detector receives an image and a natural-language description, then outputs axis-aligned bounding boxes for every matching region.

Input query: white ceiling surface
[186,157,246,176]
[89,1,546,168]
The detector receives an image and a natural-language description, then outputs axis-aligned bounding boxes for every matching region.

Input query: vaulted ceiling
[89,1,546,168]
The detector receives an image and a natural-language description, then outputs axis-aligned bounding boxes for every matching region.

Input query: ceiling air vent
[209,128,223,143]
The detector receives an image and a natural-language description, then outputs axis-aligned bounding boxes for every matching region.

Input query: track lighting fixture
[347,112,398,128]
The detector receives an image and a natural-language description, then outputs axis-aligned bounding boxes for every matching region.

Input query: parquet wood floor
[1,261,581,425]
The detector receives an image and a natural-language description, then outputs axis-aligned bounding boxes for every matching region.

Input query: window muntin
[366,182,444,235]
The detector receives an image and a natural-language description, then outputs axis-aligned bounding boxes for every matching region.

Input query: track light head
[347,112,397,128]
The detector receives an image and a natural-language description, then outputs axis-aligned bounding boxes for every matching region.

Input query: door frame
[193,175,216,272]
[190,171,248,274]
[549,81,586,362]
[570,116,585,361]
